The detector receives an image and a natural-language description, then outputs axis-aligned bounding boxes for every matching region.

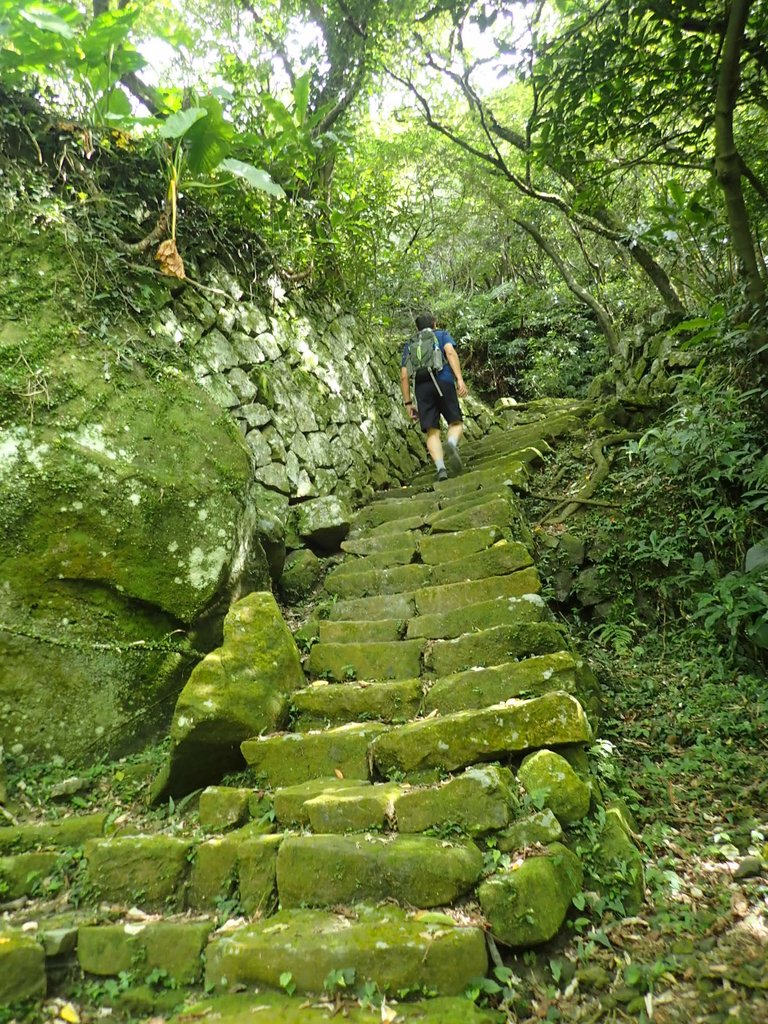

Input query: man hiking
[401,311,469,481]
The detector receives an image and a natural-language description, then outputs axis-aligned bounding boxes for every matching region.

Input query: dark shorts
[415,375,463,432]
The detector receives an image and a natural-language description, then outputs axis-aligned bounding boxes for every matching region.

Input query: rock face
[151,592,305,798]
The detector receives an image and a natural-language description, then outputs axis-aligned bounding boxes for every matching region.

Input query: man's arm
[400,366,417,419]
[444,344,469,398]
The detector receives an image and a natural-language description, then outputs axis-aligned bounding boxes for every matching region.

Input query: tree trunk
[514,216,620,356]
[714,0,765,308]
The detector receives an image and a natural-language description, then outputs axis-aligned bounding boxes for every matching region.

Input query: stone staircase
[0,401,643,1023]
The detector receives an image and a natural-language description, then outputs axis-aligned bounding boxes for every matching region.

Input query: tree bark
[714,0,765,308]
[514,216,620,356]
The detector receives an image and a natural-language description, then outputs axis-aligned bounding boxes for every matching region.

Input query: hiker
[401,311,469,481]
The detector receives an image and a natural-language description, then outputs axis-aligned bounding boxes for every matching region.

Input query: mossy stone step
[358,514,426,537]
[418,525,503,564]
[437,459,528,498]
[241,722,388,788]
[272,777,368,826]
[394,765,517,836]
[428,496,518,534]
[353,494,438,529]
[328,548,416,576]
[326,590,416,622]
[170,993,503,1024]
[187,830,282,914]
[0,929,46,1004]
[77,920,213,982]
[305,782,402,832]
[324,563,429,599]
[341,532,419,557]
[276,834,483,908]
[0,812,109,853]
[307,638,425,681]
[414,567,540,617]
[0,851,60,899]
[318,618,403,644]
[427,622,567,676]
[407,592,545,641]
[291,678,422,728]
[369,692,592,777]
[199,786,258,831]
[84,835,192,910]
[422,652,579,715]
[428,540,533,587]
[204,904,488,997]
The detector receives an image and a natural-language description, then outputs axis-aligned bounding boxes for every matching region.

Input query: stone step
[170,993,503,1024]
[326,590,416,622]
[324,542,531,599]
[276,833,484,908]
[353,514,427,538]
[328,547,416,576]
[406,592,546,640]
[341,531,420,556]
[414,566,541,616]
[428,495,522,534]
[307,638,425,681]
[77,919,213,983]
[291,677,422,728]
[0,812,109,853]
[241,722,388,788]
[324,562,429,599]
[352,494,438,529]
[418,525,503,564]
[318,617,403,643]
[203,904,488,998]
[272,776,371,826]
[426,621,568,676]
[435,458,528,498]
[369,691,592,778]
[422,652,579,715]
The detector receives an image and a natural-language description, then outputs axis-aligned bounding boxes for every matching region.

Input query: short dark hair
[415,311,436,330]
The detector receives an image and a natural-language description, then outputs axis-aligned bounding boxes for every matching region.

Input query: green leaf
[159,107,208,140]
[19,4,77,38]
[184,96,232,175]
[745,539,768,574]
[293,72,310,124]
[218,158,285,198]
[261,93,296,132]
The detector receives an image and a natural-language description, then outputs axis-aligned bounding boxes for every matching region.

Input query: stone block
[0,930,46,1003]
[427,622,568,676]
[341,532,420,557]
[305,784,402,833]
[370,692,592,777]
[0,812,108,853]
[318,618,402,644]
[414,568,540,617]
[84,836,191,910]
[0,851,59,899]
[242,723,388,788]
[517,749,592,824]
[407,592,546,641]
[78,921,212,982]
[478,843,583,946]
[326,591,416,622]
[394,765,517,835]
[428,496,515,534]
[272,777,367,826]
[276,834,483,908]
[324,563,429,599]
[295,496,352,552]
[307,639,425,682]
[422,653,578,715]
[291,678,421,728]
[418,526,502,565]
[199,787,252,832]
[204,905,488,997]
[237,834,283,915]
[279,549,324,602]
[429,540,532,587]
[496,809,563,852]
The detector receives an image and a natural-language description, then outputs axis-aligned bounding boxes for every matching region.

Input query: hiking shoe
[445,443,463,476]
[436,467,448,482]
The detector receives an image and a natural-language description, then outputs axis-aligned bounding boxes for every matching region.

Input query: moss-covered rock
[407,593,546,641]
[272,777,367,826]
[295,496,352,552]
[279,548,324,603]
[418,526,503,565]
[84,835,191,910]
[341,532,420,557]
[478,843,583,946]
[277,833,482,908]
[429,541,532,587]
[324,563,429,599]
[0,929,46,1003]
[422,653,578,714]
[326,590,416,622]
[77,921,212,982]
[242,722,387,788]
[169,992,504,1023]
[427,622,568,676]
[414,568,540,617]
[517,749,592,825]
[152,592,304,799]
[204,905,488,996]
[591,806,645,914]
[496,809,563,851]
[199,786,253,832]
[0,851,59,899]
[353,495,438,530]
[291,678,421,728]
[305,783,402,833]
[307,639,424,681]
[235,833,283,914]
[370,692,592,777]
[0,812,108,853]
[318,618,402,643]
[428,496,516,534]
[394,765,517,835]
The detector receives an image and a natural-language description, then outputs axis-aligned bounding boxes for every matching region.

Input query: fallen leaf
[59,1005,80,1024]
[334,768,344,779]
[155,238,185,279]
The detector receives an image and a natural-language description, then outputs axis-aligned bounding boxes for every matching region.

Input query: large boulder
[151,592,305,799]
[0,344,253,764]
[295,496,352,552]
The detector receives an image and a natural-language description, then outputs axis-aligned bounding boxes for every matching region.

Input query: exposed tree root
[540,431,641,524]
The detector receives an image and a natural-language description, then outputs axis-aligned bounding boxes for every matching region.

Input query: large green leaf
[293,72,310,125]
[158,106,208,140]
[19,3,78,38]
[218,158,285,198]
[183,95,232,175]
